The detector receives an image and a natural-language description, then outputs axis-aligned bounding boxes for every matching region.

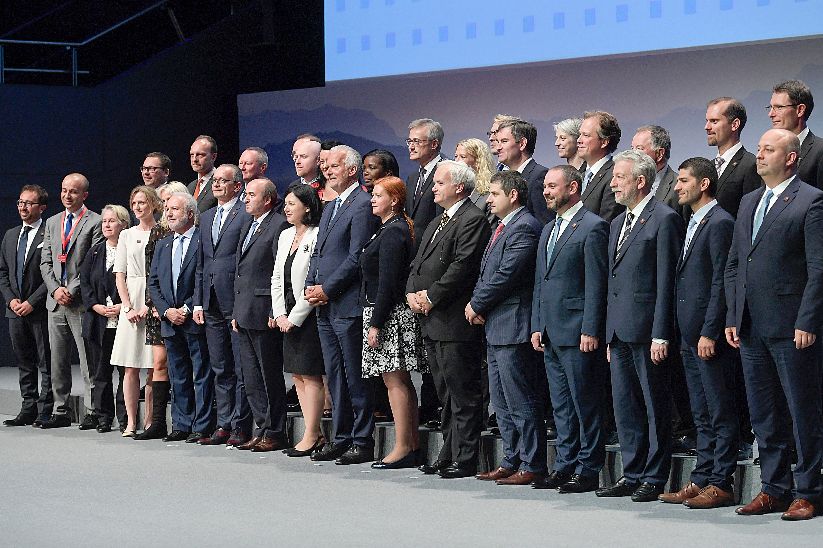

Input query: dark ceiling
[0,0,261,86]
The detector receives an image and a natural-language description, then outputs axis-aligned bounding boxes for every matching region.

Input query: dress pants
[48,304,91,415]
[87,328,126,425]
[204,297,251,433]
[424,337,483,468]
[237,326,286,439]
[681,344,739,490]
[739,328,823,501]
[317,313,374,448]
[487,342,547,474]
[610,338,672,485]
[544,341,605,477]
[667,348,696,436]
[9,313,52,418]
[164,327,214,433]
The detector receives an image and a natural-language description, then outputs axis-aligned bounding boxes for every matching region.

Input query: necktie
[193,177,203,200]
[430,212,450,242]
[714,156,725,175]
[16,226,32,291]
[172,234,185,295]
[212,205,223,245]
[751,189,774,244]
[582,170,593,193]
[496,162,505,172]
[683,216,698,258]
[242,220,259,253]
[61,212,74,282]
[414,167,426,201]
[490,222,504,245]
[546,217,563,266]
[329,197,343,223]
[617,212,635,250]
[63,212,74,242]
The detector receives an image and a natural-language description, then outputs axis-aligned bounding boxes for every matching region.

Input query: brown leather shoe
[684,485,735,509]
[496,470,543,485]
[736,491,790,515]
[236,435,262,451]
[251,435,285,452]
[658,482,701,504]
[781,498,816,521]
[476,467,515,481]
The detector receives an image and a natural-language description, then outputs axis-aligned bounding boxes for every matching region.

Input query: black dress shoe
[4,414,36,427]
[671,434,696,454]
[438,462,477,479]
[32,414,50,428]
[310,442,350,461]
[532,470,572,489]
[78,414,98,430]
[40,414,71,429]
[335,445,374,465]
[186,431,207,443]
[631,482,665,502]
[424,419,442,430]
[163,430,190,442]
[596,477,639,497]
[419,459,450,475]
[546,426,558,441]
[134,423,168,440]
[558,474,600,493]
[371,452,417,469]
[96,422,113,433]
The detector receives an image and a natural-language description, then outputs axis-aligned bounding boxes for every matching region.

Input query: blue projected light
[324,0,823,81]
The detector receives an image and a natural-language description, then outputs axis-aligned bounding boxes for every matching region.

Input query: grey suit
[655,165,688,219]
[188,173,217,213]
[798,129,823,189]
[40,207,103,416]
[581,157,621,222]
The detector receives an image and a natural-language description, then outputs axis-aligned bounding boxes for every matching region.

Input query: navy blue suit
[725,177,823,501]
[469,208,545,474]
[520,160,554,225]
[148,228,214,434]
[606,197,683,486]
[675,203,738,491]
[195,200,252,434]
[532,205,608,478]
[306,184,379,449]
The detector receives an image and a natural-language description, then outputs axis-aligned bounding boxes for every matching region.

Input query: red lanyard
[61,207,86,253]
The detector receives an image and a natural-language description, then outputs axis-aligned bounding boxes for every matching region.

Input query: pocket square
[37,242,44,249]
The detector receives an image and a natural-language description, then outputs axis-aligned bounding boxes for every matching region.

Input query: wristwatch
[123,306,132,313]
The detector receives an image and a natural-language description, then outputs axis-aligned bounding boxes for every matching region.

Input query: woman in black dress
[360,176,428,469]
[270,184,326,457]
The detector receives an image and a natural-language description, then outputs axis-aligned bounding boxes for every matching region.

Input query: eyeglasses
[405,138,430,147]
[140,166,164,173]
[765,104,798,112]
[17,200,41,207]
[211,177,236,187]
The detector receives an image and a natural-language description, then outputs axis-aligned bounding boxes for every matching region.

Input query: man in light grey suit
[39,173,103,428]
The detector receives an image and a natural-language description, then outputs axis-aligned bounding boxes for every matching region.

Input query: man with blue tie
[192,164,252,446]
[467,171,544,485]
[530,165,608,493]
[306,145,379,464]
[726,128,823,521]
[595,149,683,502]
[578,111,622,223]
[148,192,214,443]
[658,157,739,508]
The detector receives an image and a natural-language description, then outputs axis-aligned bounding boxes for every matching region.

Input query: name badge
[58,254,67,263]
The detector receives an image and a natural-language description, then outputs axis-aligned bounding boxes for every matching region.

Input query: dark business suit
[188,173,217,213]
[655,165,689,220]
[532,206,608,477]
[0,221,52,420]
[233,210,288,440]
[582,157,621,222]
[470,208,545,473]
[520,159,553,225]
[676,203,738,491]
[195,200,252,435]
[606,197,683,486]
[79,241,126,427]
[405,155,445,254]
[407,199,492,469]
[307,184,379,449]
[148,228,214,434]
[798,129,823,189]
[715,146,762,218]
[724,177,823,501]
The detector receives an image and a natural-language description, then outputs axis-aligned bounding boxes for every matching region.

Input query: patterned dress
[144,223,171,345]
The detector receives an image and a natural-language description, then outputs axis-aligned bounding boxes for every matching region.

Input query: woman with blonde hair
[455,138,496,224]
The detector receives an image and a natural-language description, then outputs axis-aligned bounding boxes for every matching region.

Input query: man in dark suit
[577,111,622,222]
[192,164,253,446]
[768,80,823,189]
[39,173,103,428]
[0,185,51,427]
[658,157,739,509]
[705,97,762,218]
[494,119,553,225]
[530,165,608,493]
[306,145,379,464]
[595,149,683,502]
[407,160,492,478]
[148,192,214,443]
[468,171,544,485]
[231,178,289,452]
[188,135,218,213]
[726,129,823,521]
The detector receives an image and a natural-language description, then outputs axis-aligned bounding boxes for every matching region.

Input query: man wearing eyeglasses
[406,118,447,253]
[768,80,823,189]
[141,152,171,189]
[0,186,51,427]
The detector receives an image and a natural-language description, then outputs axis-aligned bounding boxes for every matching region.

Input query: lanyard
[61,207,86,253]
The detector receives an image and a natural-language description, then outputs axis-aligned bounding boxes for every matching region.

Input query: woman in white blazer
[270,184,326,457]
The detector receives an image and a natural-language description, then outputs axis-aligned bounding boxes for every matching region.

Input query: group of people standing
[3,79,823,521]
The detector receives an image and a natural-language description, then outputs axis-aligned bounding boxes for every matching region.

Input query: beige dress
[110,227,153,368]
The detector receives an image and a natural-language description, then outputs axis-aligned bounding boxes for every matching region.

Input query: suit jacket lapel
[197,174,213,207]
[613,199,656,268]
[800,131,815,167]
[24,224,45,270]
[581,159,611,201]
[421,200,467,261]
[240,214,272,258]
[655,166,675,203]
[717,147,746,195]
[751,180,797,251]
[215,201,242,250]
[678,205,715,271]
[66,210,90,253]
[547,207,585,273]
[410,156,441,215]
[181,230,200,272]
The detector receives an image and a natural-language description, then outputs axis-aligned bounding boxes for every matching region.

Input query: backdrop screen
[325,0,823,81]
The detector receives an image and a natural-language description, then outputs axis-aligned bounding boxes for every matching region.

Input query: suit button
[748,258,752,262]
[612,274,616,278]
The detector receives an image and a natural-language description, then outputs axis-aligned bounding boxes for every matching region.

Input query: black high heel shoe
[371,451,418,470]
[285,436,325,457]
